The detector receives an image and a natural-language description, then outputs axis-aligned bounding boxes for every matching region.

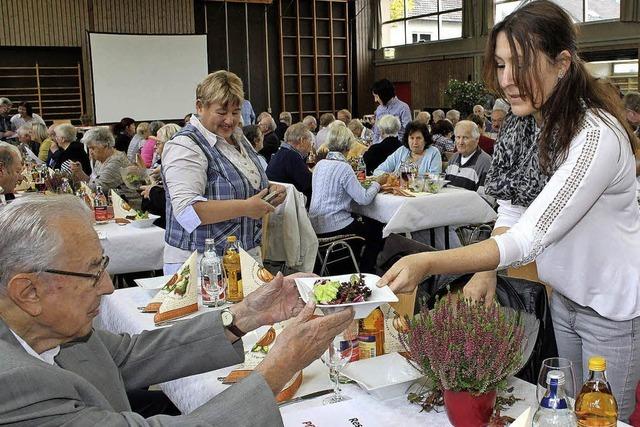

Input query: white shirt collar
[10,329,60,365]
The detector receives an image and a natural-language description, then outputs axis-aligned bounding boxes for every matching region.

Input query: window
[494,0,620,24]
[380,0,462,48]
[412,33,432,43]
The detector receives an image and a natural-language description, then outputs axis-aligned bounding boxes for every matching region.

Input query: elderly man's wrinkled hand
[256,302,355,394]
[239,272,316,330]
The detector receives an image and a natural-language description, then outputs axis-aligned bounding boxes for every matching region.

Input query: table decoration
[140,251,198,321]
[400,293,529,427]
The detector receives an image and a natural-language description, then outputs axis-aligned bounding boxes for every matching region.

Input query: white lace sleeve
[492,115,629,268]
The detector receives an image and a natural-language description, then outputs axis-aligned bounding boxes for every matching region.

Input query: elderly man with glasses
[0,195,354,426]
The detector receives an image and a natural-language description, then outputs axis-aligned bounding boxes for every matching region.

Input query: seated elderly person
[415,111,431,126]
[363,114,402,175]
[0,142,22,203]
[0,194,354,425]
[16,125,39,158]
[243,124,268,170]
[346,119,371,151]
[314,113,335,150]
[70,127,131,193]
[266,122,313,203]
[257,114,280,163]
[0,98,14,140]
[309,125,386,271]
[445,109,460,126]
[468,113,496,156]
[373,120,441,177]
[50,123,91,175]
[275,111,292,141]
[444,120,492,192]
[432,109,445,124]
[489,99,509,139]
[430,119,455,155]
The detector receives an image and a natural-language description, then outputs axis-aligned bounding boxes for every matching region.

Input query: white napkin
[153,251,199,324]
[510,406,533,427]
[239,248,270,296]
[111,189,135,219]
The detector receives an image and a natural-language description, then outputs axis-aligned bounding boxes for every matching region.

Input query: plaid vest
[163,125,269,255]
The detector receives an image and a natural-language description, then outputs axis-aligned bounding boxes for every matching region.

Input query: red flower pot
[443,389,497,427]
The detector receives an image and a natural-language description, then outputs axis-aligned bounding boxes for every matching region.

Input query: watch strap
[222,309,246,337]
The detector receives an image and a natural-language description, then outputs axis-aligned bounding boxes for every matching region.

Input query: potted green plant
[400,293,527,427]
[444,79,487,118]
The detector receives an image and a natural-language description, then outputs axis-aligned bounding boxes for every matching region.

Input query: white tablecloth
[95,222,164,274]
[352,187,497,238]
[94,287,631,426]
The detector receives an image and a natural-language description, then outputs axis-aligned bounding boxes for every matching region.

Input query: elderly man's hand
[256,302,355,395]
[232,272,314,333]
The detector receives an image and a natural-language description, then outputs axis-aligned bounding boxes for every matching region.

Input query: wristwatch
[221,308,246,338]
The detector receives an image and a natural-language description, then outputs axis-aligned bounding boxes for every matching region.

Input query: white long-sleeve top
[492,110,640,321]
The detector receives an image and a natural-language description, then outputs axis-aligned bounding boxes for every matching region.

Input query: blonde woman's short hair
[196,70,244,108]
[136,122,150,137]
[157,123,181,143]
[31,123,48,142]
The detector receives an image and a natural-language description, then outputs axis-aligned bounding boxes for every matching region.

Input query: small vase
[443,389,497,427]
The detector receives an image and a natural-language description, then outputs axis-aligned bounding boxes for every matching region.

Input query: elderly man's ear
[5,274,45,316]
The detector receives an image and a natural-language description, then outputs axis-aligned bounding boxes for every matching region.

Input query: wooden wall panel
[354,0,376,117]
[1,0,195,121]
[0,0,87,46]
[375,57,474,110]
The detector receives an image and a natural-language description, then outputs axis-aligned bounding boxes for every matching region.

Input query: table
[95,221,164,274]
[96,287,630,426]
[352,187,497,238]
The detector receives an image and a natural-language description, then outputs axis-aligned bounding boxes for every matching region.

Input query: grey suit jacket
[0,312,283,426]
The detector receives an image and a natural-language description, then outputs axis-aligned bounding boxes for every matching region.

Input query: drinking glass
[399,162,412,189]
[202,274,227,307]
[322,321,358,404]
[537,357,577,406]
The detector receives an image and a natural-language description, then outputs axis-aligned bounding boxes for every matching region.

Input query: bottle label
[357,169,366,182]
[94,206,108,221]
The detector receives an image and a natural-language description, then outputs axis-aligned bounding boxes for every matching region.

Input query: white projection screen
[89,33,208,124]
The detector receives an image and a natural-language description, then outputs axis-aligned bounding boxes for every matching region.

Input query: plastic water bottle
[533,370,578,427]
[200,238,225,307]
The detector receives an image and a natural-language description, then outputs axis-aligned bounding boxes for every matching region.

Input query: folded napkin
[142,251,197,315]
[510,406,533,427]
[153,251,199,324]
[226,323,303,402]
[111,189,135,219]
[239,248,274,297]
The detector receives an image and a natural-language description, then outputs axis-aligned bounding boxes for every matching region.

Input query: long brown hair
[483,0,636,175]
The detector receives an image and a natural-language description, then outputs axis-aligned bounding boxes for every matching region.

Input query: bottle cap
[588,356,606,371]
[227,236,237,242]
[546,370,565,385]
[204,238,215,245]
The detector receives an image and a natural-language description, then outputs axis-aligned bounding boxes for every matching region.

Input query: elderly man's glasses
[43,256,110,288]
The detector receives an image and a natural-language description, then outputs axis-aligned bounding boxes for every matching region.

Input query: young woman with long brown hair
[378,1,640,420]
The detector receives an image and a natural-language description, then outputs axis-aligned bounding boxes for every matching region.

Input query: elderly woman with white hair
[71,127,131,193]
[362,114,402,175]
[51,124,91,175]
[309,125,386,271]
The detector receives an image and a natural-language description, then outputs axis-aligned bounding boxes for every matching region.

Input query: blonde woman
[162,70,286,270]
[32,123,53,162]
[127,122,150,163]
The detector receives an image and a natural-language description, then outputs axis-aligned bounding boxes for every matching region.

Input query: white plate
[294,273,398,319]
[341,352,423,400]
[134,275,173,290]
[129,213,160,228]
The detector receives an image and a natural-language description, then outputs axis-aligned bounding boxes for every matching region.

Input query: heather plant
[401,292,525,396]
